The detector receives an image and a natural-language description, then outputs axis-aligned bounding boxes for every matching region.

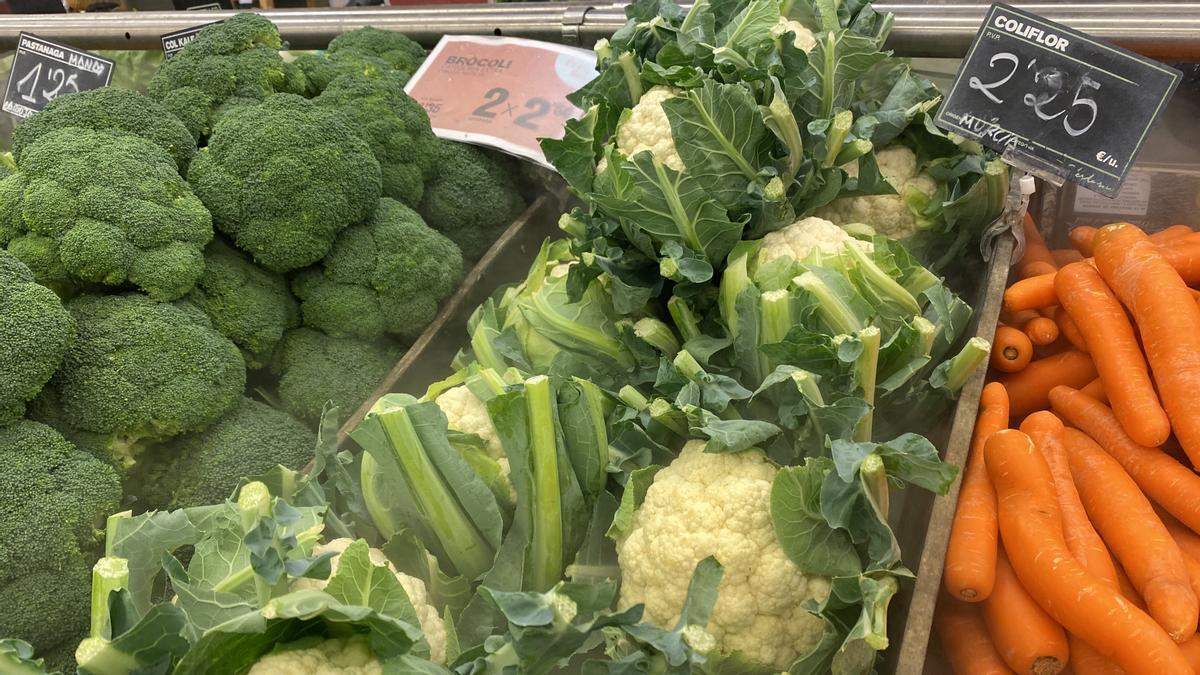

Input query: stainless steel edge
[0,2,1197,58]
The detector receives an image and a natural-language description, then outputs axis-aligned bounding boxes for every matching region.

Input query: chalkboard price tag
[162,21,223,59]
[2,33,114,120]
[404,36,597,167]
[935,3,1181,197]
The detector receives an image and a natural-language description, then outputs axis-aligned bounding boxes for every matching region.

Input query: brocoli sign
[2,33,114,119]
[936,2,1181,197]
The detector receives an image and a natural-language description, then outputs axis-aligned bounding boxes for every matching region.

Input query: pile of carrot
[935,219,1200,675]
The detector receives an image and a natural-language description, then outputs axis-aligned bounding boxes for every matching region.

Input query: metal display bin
[3,5,1195,673]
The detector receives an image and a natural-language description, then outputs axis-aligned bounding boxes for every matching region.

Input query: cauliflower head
[759,216,873,265]
[616,86,684,172]
[615,441,831,669]
[436,385,504,460]
[814,145,938,239]
[772,17,817,52]
[292,538,447,664]
[248,634,381,675]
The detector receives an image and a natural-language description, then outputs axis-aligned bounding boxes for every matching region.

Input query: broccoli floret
[292,50,408,97]
[0,421,121,658]
[316,73,434,205]
[4,234,75,298]
[292,198,462,341]
[132,397,315,510]
[48,293,246,469]
[0,249,74,425]
[0,128,213,301]
[187,94,381,273]
[12,88,196,172]
[147,14,306,138]
[417,140,527,258]
[187,239,299,369]
[326,27,426,76]
[272,327,399,425]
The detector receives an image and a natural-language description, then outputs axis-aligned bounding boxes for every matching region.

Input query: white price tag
[404,36,597,167]
[1073,170,1152,217]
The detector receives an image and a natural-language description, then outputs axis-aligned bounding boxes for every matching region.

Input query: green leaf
[873,433,958,494]
[542,105,602,195]
[788,29,888,120]
[105,508,217,614]
[608,465,661,540]
[77,603,190,675]
[662,79,766,206]
[0,639,52,675]
[771,460,862,577]
[325,540,421,630]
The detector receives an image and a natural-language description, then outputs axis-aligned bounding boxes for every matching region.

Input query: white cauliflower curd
[815,145,939,239]
[615,441,831,669]
[759,216,873,265]
[248,635,381,675]
[436,385,505,462]
[616,86,685,172]
[772,17,817,52]
[292,538,447,664]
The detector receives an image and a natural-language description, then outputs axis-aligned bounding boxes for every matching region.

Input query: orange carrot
[1161,512,1200,566]
[999,350,1096,420]
[1095,223,1200,468]
[1001,308,1042,327]
[1004,273,1058,313]
[1021,414,1119,586]
[1160,240,1200,285]
[1151,224,1195,243]
[1055,261,1171,447]
[1020,213,1058,279]
[1050,387,1200,536]
[1070,226,1099,256]
[1116,562,1149,611]
[1051,248,1085,267]
[1079,377,1107,404]
[985,429,1193,674]
[1023,317,1060,347]
[935,593,1016,675]
[1180,634,1200,673]
[1047,306,1090,354]
[983,549,1069,675]
[990,326,1034,374]
[1064,427,1199,641]
[945,382,1009,602]
[1069,640,1127,675]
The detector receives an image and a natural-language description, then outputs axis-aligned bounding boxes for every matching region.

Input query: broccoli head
[292,50,408,97]
[0,127,213,301]
[133,397,315,510]
[0,250,74,425]
[12,88,196,172]
[147,14,305,138]
[187,239,299,369]
[316,72,434,205]
[0,420,122,657]
[293,198,462,341]
[417,140,527,258]
[272,327,399,425]
[187,94,382,273]
[49,293,246,469]
[326,27,426,76]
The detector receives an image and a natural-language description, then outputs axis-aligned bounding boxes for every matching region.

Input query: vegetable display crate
[334,177,1013,673]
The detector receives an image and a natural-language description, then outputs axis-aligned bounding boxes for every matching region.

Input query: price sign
[2,33,114,120]
[935,3,1181,197]
[162,21,223,59]
[404,36,597,167]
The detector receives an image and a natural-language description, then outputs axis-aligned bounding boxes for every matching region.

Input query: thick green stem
[667,296,702,342]
[89,557,129,640]
[823,110,853,166]
[673,350,705,381]
[850,326,880,442]
[766,80,804,185]
[719,254,753,337]
[617,51,643,103]
[943,337,991,394]
[634,317,681,358]
[866,574,899,650]
[843,242,920,315]
[558,212,588,240]
[833,138,873,168]
[526,375,564,591]
[648,398,689,438]
[760,289,794,376]
[618,385,649,411]
[860,453,889,519]
[791,369,824,406]
[471,324,508,373]
[794,272,864,335]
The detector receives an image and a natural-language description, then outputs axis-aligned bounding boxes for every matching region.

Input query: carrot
[935,593,1016,675]
[945,382,1009,602]
[1160,512,1200,566]
[1004,273,1058,313]
[1069,640,1127,675]
[1023,317,1060,347]
[1055,261,1171,447]
[990,326,1034,374]
[999,350,1096,420]
[983,549,1069,675]
[1079,377,1107,404]
[1151,224,1195,243]
[1051,248,1085,266]
[1070,226,1099,256]
[1050,387,1200,536]
[1160,240,1200,285]
[1047,306,1090,354]
[1020,213,1058,278]
[1021,414,1119,586]
[1095,223,1200,468]
[1116,562,1149,611]
[1064,426,1199,641]
[985,429,1193,674]
[1181,634,1200,673]
[1001,308,1042,327]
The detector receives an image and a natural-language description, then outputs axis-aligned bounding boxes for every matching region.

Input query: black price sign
[936,3,1181,197]
[2,33,114,120]
[162,21,222,59]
